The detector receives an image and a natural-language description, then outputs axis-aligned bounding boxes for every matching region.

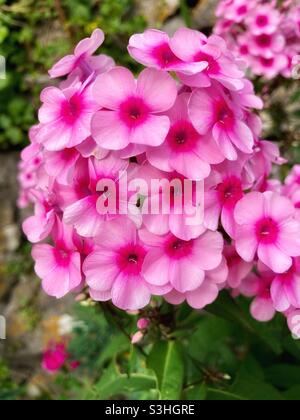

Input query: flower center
[61,94,83,124]
[152,43,180,68]
[167,120,200,152]
[237,5,247,16]
[217,176,243,208]
[255,34,272,48]
[117,244,146,275]
[260,57,274,68]
[165,237,193,259]
[215,101,234,125]
[119,97,150,128]
[255,217,279,244]
[194,52,220,74]
[256,15,268,28]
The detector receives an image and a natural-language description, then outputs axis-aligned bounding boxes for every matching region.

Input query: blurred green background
[0,0,300,401]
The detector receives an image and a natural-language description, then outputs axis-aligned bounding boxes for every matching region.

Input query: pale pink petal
[229,121,254,154]
[130,115,170,147]
[83,250,119,291]
[186,281,219,309]
[234,192,265,225]
[170,28,207,61]
[49,56,77,78]
[91,111,130,150]
[189,90,214,135]
[270,276,291,312]
[74,29,105,56]
[277,220,300,257]
[142,249,171,286]
[89,288,111,302]
[235,225,258,262]
[257,243,292,274]
[111,274,151,310]
[170,152,211,181]
[212,123,238,161]
[169,259,205,293]
[164,289,186,305]
[137,68,177,113]
[250,297,276,322]
[192,230,223,271]
[147,144,173,172]
[63,196,105,238]
[93,67,136,109]
[169,213,205,241]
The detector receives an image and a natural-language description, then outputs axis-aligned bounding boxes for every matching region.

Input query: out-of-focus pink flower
[42,343,69,374]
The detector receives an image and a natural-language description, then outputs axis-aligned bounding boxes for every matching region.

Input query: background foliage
[1,0,300,400]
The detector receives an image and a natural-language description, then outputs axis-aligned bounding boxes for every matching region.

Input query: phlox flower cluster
[18,27,300,337]
[214,0,300,79]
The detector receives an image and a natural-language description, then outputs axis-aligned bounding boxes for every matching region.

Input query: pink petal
[186,281,219,309]
[74,29,105,56]
[170,28,207,61]
[192,230,224,271]
[49,56,77,78]
[91,111,130,150]
[169,213,205,241]
[277,220,300,257]
[212,123,238,161]
[142,249,171,287]
[189,90,214,135]
[257,243,292,274]
[137,68,177,113]
[229,121,254,154]
[83,250,119,291]
[234,192,265,225]
[235,225,258,262]
[250,297,275,322]
[89,288,111,302]
[111,274,151,310]
[170,152,211,181]
[63,196,105,238]
[93,67,136,109]
[130,115,170,147]
[164,289,186,305]
[169,259,205,293]
[270,275,291,312]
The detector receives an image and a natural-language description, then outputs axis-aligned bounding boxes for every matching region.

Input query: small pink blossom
[38,80,99,151]
[234,192,300,273]
[42,343,69,374]
[32,222,83,298]
[91,67,177,152]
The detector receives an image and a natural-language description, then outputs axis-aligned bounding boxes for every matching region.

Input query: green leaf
[148,341,184,400]
[284,386,300,400]
[97,334,129,367]
[89,362,156,400]
[265,365,300,389]
[229,367,284,400]
[183,383,207,400]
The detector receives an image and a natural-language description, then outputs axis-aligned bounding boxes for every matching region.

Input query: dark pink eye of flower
[260,57,274,68]
[55,249,71,267]
[217,176,243,208]
[194,52,220,75]
[165,237,193,259]
[237,5,247,15]
[152,43,181,68]
[117,244,146,275]
[215,101,234,125]
[256,15,268,28]
[119,97,150,128]
[255,217,279,244]
[61,94,84,124]
[255,34,272,48]
[295,202,300,209]
[167,120,200,152]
